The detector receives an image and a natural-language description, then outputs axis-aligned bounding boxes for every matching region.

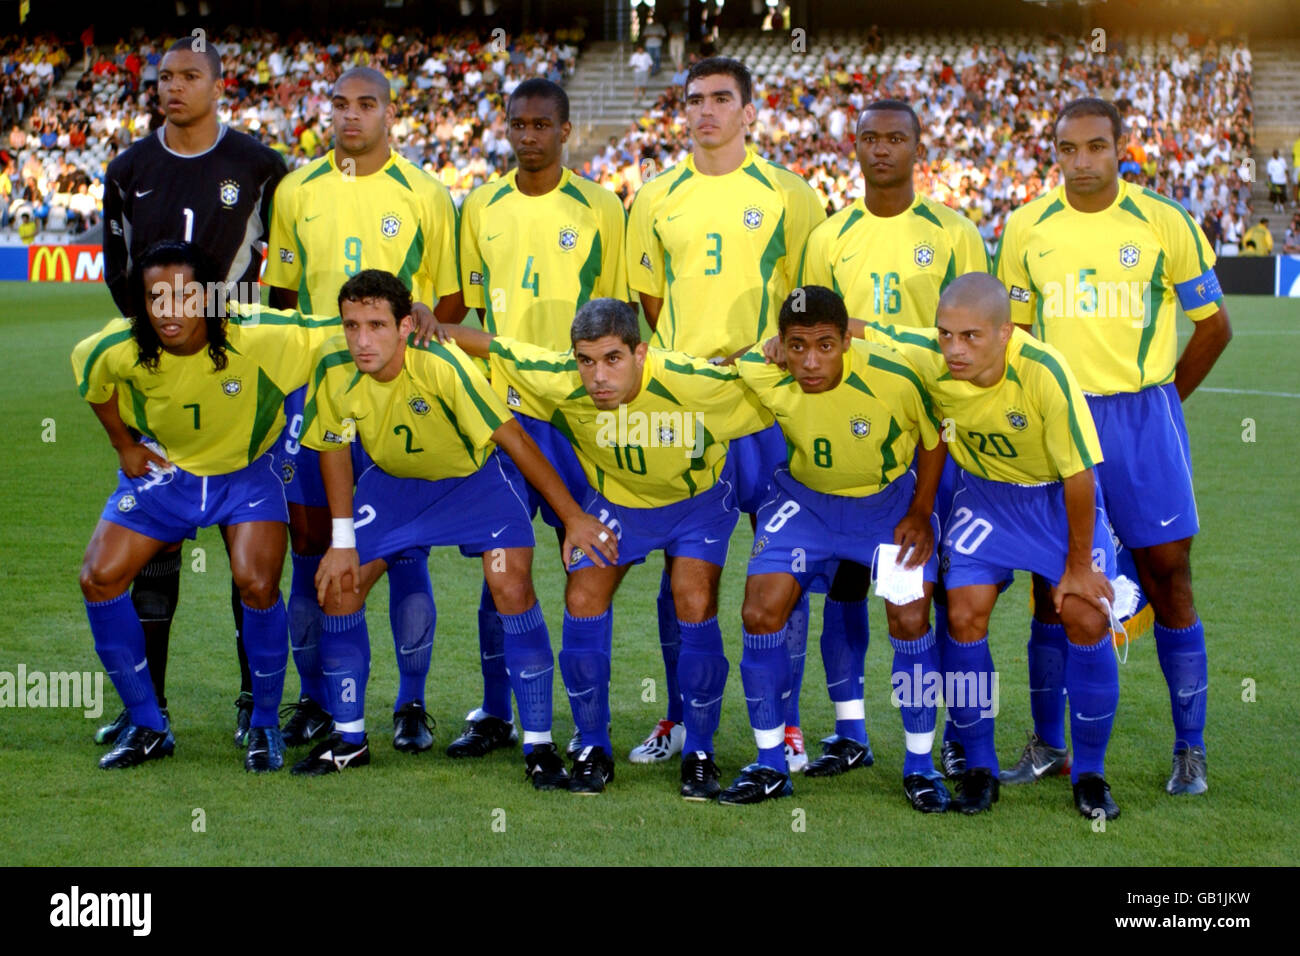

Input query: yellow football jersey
[300,336,508,480]
[488,337,772,507]
[736,338,940,497]
[995,180,1222,395]
[861,323,1103,485]
[73,308,340,476]
[459,167,628,419]
[627,147,826,358]
[799,194,989,327]
[262,149,460,313]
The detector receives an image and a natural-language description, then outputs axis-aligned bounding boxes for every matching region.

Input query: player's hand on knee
[893,509,934,570]
[316,546,361,609]
[1052,563,1114,616]
[409,302,448,347]
[117,442,171,478]
[564,515,619,569]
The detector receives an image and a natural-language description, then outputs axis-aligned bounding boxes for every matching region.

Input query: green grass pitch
[1,282,1295,866]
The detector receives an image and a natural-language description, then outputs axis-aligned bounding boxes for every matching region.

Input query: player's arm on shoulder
[993,213,1034,330]
[439,322,495,358]
[1166,212,1232,401]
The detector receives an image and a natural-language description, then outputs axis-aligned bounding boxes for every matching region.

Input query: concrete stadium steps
[566,41,676,164]
[1249,39,1300,244]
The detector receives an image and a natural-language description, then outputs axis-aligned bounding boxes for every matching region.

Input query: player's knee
[79,559,126,602]
[235,575,279,610]
[488,574,535,616]
[740,601,785,636]
[672,586,714,623]
[886,600,930,640]
[945,602,990,642]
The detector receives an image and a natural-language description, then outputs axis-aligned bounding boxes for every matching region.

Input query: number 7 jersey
[262,149,460,313]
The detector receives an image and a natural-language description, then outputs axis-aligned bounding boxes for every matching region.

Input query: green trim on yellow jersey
[77,327,133,398]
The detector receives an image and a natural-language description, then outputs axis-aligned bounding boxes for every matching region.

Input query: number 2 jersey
[72,306,340,476]
[261,149,460,313]
[300,336,509,481]
[862,323,1103,485]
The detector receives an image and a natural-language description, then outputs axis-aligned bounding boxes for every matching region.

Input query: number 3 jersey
[627,148,825,359]
[862,323,1103,485]
[736,339,940,497]
[72,307,340,476]
[262,149,459,313]
[301,336,509,480]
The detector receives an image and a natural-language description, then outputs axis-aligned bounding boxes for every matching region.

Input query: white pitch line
[1200,387,1300,398]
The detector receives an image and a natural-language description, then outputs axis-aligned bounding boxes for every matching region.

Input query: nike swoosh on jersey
[666,213,683,222]
[491,526,508,538]
[134,189,153,198]
[1037,249,1053,257]
[703,536,721,544]
[304,214,320,222]
[248,498,268,508]
[841,252,859,262]
[485,232,502,241]
[1160,514,1181,526]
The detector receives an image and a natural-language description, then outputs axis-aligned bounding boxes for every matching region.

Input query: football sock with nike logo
[86,591,166,732]
[821,598,868,741]
[1065,635,1118,782]
[558,609,612,753]
[242,598,289,728]
[656,570,683,723]
[287,552,326,704]
[1028,619,1068,749]
[890,629,939,777]
[322,607,369,744]
[502,601,552,753]
[783,590,809,728]
[477,581,513,722]
[740,628,790,772]
[677,617,728,755]
[944,634,998,773]
[388,553,435,711]
[1154,618,1207,751]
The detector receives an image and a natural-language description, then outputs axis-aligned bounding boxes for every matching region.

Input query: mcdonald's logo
[29,245,71,281]
[28,245,104,282]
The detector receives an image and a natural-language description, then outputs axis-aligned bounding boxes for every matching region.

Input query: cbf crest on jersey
[1005,407,1029,431]
[222,377,242,396]
[743,206,764,230]
[381,213,402,239]
[408,396,431,416]
[914,242,935,268]
[850,417,871,439]
[1119,242,1141,269]
[558,225,579,251]
[219,179,240,208]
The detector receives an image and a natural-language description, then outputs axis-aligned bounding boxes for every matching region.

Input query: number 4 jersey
[862,322,1104,485]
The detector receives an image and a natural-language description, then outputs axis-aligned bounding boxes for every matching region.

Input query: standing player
[439,300,773,796]
[730,287,950,811]
[74,241,339,772]
[262,67,462,756]
[868,274,1122,818]
[996,98,1231,796]
[626,56,825,768]
[99,36,287,748]
[448,77,627,759]
[798,98,989,778]
[292,271,614,785]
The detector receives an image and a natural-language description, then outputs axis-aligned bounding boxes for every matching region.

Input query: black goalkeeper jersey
[103,124,286,315]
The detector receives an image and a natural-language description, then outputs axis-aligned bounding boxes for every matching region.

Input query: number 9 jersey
[262,150,460,313]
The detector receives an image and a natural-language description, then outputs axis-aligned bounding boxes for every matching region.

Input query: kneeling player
[729,287,949,809]
[441,299,772,796]
[74,241,340,772]
[868,275,1122,819]
[295,270,614,787]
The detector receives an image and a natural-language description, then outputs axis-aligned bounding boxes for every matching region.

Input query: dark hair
[778,286,848,337]
[165,37,223,80]
[1054,97,1122,146]
[570,298,640,350]
[132,240,227,372]
[508,77,570,124]
[860,98,921,141]
[685,56,752,106]
[337,269,412,323]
